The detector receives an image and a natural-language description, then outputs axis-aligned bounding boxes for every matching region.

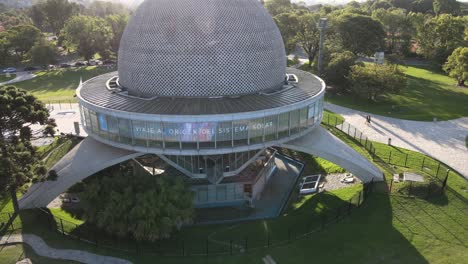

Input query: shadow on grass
[15,188,468,263]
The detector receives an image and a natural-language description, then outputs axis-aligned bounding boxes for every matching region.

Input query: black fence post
[206,239,209,256]
[408,181,413,196]
[442,170,450,191]
[389,179,393,193]
[404,154,408,167]
[348,198,352,215]
[244,237,248,253]
[76,224,80,240]
[421,157,426,170]
[60,219,64,235]
[336,208,340,222]
[436,163,441,178]
[388,151,392,164]
[182,240,185,256]
[267,233,270,248]
[7,213,13,231]
[358,191,362,206]
[288,229,292,242]
[230,240,233,255]
[359,133,363,144]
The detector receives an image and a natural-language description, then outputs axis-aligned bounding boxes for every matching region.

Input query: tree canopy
[0,86,51,211]
[334,14,386,56]
[349,63,407,100]
[61,15,113,60]
[443,47,468,86]
[415,14,466,64]
[82,164,194,241]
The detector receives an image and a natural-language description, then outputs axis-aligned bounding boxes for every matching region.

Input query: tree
[8,25,42,61]
[36,0,82,35]
[87,0,129,17]
[443,47,468,86]
[61,16,113,60]
[411,0,434,14]
[264,0,291,16]
[335,14,386,56]
[348,63,407,100]
[31,39,57,69]
[295,12,321,67]
[372,8,414,54]
[82,164,194,241]
[105,14,128,55]
[274,12,299,54]
[28,4,46,30]
[324,50,357,86]
[433,0,460,16]
[0,86,51,212]
[415,14,466,64]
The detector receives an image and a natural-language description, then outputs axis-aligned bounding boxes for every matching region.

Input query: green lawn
[0,244,79,264]
[326,65,468,121]
[0,74,16,83]
[10,66,116,103]
[40,137,81,170]
[1,112,466,263]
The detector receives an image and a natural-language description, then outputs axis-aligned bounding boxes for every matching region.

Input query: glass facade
[80,97,324,151]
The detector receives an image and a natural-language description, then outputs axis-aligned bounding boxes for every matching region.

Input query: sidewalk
[0,233,132,264]
[325,103,468,178]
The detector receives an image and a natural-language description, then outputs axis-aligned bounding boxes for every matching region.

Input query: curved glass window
[81,97,324,151]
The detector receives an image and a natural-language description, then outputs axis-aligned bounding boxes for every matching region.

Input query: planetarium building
[20,0,382,210]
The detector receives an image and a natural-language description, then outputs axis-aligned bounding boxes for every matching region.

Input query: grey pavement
[0,234,132,264]
[0,71,36,86]
[325,103,468,178]
[30,103,87,137]
[282,126,383,182]
[19,137,142,209]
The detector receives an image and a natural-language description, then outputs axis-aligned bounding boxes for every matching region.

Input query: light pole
[317,18,328,77]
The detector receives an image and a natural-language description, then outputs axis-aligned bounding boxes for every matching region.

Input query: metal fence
[321,114,453,198]
[1,181,374,257]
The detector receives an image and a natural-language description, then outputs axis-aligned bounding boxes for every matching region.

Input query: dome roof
[117,0,286,98]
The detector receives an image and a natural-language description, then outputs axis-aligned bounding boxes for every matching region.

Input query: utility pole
[317,18,328,76]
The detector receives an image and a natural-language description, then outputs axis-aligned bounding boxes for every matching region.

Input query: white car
[299,174,321,195]
[3,67,16,73]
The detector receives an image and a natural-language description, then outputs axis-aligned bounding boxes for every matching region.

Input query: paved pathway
[325,103,468,178]
[0,71,36,86]
[0,234,132,264]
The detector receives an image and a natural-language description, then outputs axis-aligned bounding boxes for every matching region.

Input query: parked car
[3,67,17,73]
[60,63,71,68]
[74,61,86,67]
[23,66,40,71]
[103,59,116,65]
[87,60,97,66]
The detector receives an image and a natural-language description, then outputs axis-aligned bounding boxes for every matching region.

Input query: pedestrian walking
[368,115,372,125]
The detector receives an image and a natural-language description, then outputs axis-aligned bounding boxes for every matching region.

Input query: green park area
[0,74,16,83]
[11,66,115,103]
[326,65,468,121]
[1,112,466,264]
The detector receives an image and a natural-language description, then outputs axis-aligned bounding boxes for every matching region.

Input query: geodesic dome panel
[118,0,286,97]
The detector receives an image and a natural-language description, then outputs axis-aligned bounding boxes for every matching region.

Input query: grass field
[0,74,16,83]
[326,65,468,121]
[0,244,79,264]
[1,113,466,263]
[10,66,116,103]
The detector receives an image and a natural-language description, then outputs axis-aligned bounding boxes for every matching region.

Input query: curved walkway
[0,234,132,264]
[325,103,468,178]
[0,71,36,86]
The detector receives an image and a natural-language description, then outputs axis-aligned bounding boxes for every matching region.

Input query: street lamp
[317,18,328,76]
